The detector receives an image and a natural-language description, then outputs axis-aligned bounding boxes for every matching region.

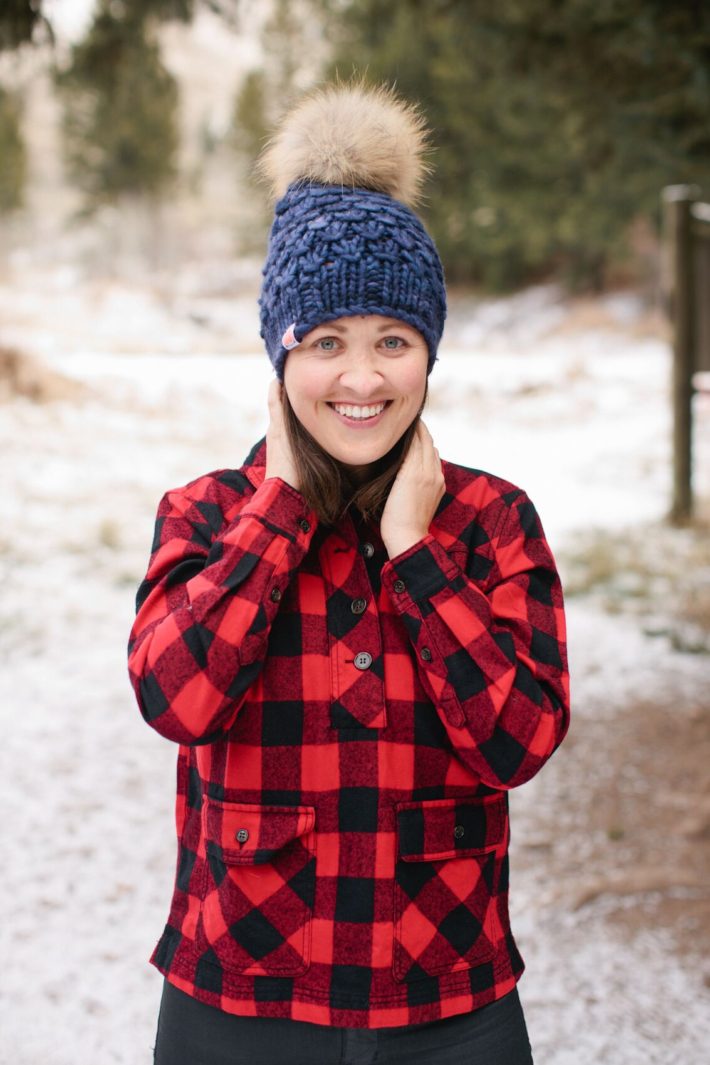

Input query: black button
[362,542,375,559]
[298,518,311,533]
[235,828,249,843]
[420,647,432,662]
[393,579,405,594]
[353,651,373,670]
[454,825,465,839]
[270,587,282,602]
[351,597,367,614]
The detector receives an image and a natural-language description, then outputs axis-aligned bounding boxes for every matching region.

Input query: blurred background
[0,2,708,1062]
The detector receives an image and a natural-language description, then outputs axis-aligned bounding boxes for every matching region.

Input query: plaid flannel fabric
[127,437,569,1028]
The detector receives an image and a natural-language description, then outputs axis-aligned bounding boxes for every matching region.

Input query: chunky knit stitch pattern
[259,183,447,378]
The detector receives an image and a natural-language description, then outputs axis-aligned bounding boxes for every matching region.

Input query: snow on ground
[0,265,709,1063]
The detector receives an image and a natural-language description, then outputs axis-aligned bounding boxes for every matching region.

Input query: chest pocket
[393,795,507,982]
[198,799,316,977]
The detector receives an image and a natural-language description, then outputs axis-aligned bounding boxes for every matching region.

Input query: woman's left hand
[380,420,446,559]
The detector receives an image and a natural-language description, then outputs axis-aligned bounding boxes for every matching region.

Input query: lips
[331,401,387,419]
[327,400,392,427]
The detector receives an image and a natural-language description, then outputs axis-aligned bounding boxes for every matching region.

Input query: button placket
[322,517,386,729]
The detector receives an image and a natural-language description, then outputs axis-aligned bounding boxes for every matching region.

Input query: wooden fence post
[663,184,700,523]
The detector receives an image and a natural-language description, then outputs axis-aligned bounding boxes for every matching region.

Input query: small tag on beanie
[282,324,300,350]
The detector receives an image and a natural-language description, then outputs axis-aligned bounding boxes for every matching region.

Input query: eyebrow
[376,320,413,332]
[311,319,414,335]
[312,322,347,334]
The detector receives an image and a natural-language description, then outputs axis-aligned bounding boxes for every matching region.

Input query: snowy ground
[1,263,709,1064]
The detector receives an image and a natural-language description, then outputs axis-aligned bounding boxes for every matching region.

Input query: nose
[337,349,384,397]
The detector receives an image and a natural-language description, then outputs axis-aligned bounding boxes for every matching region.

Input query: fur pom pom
[258,81,430,206]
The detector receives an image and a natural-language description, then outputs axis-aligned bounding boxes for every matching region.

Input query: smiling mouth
[328,401,392,420]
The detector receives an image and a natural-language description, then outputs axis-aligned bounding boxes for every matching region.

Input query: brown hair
[282,384,428,527]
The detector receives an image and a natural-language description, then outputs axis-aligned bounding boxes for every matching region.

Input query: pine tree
[54,2,180,210]
[307,0,710,290]
[232,69,269,162]
[230,0,330,249]
[0,87,26,213]
[0,1,47,51]
[0,1,240,50]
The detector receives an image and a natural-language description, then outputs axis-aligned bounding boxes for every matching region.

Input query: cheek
[283,363,324,412]
[398,365,427,407]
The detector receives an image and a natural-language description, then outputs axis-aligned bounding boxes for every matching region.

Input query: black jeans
[153,979,534,1064]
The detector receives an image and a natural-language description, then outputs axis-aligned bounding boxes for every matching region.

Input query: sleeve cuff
[231,477,317,544]
[382,534,461,603]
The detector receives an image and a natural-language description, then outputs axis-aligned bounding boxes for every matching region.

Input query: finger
[416,422,439,462]
[419,423,438,456]
[267,379,285,419]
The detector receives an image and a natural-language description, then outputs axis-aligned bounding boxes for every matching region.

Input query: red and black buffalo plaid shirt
[128,436,570,1029]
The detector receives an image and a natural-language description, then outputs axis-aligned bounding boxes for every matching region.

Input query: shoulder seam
[490,488,527,544]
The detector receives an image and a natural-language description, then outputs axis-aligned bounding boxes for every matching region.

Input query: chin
[334,441,390,465]
[341,433,408,473]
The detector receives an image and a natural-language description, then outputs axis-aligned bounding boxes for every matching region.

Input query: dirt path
[509,600,710,1062]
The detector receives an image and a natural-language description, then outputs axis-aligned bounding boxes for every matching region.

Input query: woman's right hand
[265,378,300,490]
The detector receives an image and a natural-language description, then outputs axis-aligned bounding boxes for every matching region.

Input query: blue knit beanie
[258,83,446,380]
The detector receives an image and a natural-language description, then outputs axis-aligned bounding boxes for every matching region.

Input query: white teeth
[332,402,386,419]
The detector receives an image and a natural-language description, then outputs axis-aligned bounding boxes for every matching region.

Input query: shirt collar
[242,436,267,490]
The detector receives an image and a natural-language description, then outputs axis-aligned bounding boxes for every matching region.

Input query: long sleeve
[381,490,569,789]
[127,475,317,744]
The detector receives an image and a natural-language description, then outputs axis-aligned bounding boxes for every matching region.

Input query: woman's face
[283,314,429,480]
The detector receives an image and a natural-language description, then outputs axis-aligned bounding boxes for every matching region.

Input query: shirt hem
[151,937,525,1029]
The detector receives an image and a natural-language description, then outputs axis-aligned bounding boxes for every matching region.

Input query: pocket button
[235,828,249,843]
[454,825,465,839]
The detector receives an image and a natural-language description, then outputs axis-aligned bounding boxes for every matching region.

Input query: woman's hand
[380,420,446,559]
[265,379,300,490]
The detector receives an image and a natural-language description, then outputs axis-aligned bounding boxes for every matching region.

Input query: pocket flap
[204,799,316,865]
[396,795,506,861]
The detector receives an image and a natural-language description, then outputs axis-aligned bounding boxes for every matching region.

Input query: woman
[128,83,570,1064]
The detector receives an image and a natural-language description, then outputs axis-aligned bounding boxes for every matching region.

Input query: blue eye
[317,337,338,351]
[382,336,405,350]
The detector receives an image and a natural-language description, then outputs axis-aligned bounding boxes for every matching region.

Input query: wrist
[264,463,299,489]
[265,473,300,492]
[384,530,428,559]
